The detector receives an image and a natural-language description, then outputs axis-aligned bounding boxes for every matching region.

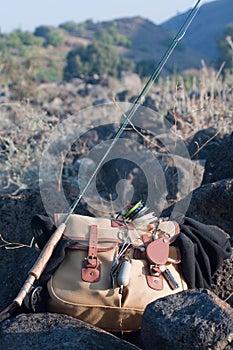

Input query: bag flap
[54,214,141,246]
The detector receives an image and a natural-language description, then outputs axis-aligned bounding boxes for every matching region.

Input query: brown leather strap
[82,225,101,283]
[87,225,98,267]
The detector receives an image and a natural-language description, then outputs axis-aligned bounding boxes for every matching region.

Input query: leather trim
[68,244,117,252]
[146,236,170,265]
[63,235,120,243]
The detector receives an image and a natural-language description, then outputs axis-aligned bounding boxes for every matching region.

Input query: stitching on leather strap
[87,225,98,266]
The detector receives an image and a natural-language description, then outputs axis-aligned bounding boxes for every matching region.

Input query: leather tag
[146,236,169,265]
[146,266,163,290]
[82,258,101,283]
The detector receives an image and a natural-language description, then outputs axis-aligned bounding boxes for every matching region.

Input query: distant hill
[2,4,230,87]
[107,17,202,70]
[162,0,233,64]
[66,16,202,72]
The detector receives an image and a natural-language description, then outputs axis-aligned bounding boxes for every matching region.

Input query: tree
[34,25,51,38]
[59,21,85,36]
[34,26,65,47]
[46,31,64,47]
[63,48,85,80]
[63,41,130,80]
[19,31,42,46]
[94,21,132,48]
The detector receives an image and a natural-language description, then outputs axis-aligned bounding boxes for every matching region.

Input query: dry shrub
[0,102,59,193]
[0,66,232,195]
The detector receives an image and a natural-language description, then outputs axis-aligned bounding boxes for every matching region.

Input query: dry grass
[0,66,232,195]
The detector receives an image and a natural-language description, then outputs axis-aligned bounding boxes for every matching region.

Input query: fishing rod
[65,0,201,224]
[0,0,201,323]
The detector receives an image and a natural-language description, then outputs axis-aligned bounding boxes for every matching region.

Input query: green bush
[34,25,51,38]
[45,31,64,47]
[0,30,43,56]
[59,21,85,36]
[94,28,115,45]
[19,31,43,46]
[0,36,9,54]
[94,21,132,48]
[7,30,22,47]
[84,19,94,27]
[34,26,64,47]
[63,41,133,80]
[36,65,62,82]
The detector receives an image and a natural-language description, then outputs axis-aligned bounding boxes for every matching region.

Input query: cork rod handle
[14,223,66,306]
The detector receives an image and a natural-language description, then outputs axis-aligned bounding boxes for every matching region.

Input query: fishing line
[65,0,202,223]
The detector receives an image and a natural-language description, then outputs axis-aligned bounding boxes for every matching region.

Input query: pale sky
[0,0,215,33]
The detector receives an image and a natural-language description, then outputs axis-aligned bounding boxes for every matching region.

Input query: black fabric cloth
[31,215,232,290]
[174,217,232,289]
[31,215,56,250]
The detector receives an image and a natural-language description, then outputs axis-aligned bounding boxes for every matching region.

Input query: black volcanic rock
[141,289,233,350]
[0,313,140,350]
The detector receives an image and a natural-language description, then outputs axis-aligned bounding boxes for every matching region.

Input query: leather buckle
[149,264,160,276]
[146,265,163,290]
[87,255,98,268]
[82,258,101,283]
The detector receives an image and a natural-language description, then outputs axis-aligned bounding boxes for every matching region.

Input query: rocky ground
[0,128,233,349]
[0,73,233,348]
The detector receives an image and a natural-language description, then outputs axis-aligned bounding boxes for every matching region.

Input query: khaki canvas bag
[46,214,187,331]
